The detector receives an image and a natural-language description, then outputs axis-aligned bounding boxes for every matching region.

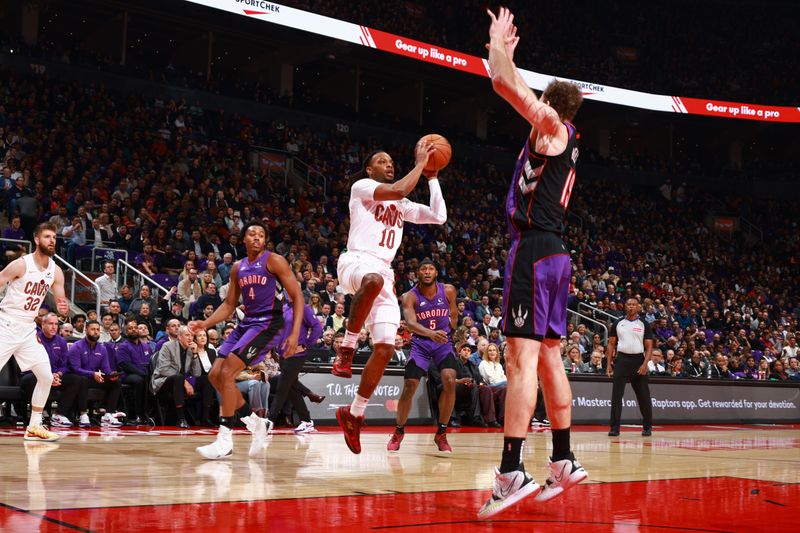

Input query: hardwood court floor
[1,424,798,532]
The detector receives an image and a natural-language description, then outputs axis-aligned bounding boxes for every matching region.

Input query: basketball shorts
[501,230,570,340]
[218,315,285,366]
[337,251,401,333]
[0,313,49,372]
[405,343,457,380]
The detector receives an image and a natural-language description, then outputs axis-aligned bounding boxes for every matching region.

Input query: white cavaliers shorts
[337,251,401,332]
[0,313,49,372]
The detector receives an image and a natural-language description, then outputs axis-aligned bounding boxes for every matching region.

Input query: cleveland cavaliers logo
[512,305,528,328]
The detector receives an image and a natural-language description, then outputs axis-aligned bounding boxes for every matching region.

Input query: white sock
[342,330,358,349]
[29,411,43,428]
[350,394,369,417]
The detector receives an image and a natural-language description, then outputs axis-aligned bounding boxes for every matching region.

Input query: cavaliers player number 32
[334,137,448,454]
[478,8,588,519]
[0,222,70,443]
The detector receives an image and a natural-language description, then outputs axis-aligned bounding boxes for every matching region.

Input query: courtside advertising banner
[185,0,800,123]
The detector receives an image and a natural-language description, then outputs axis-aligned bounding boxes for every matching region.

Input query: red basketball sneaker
[332,346,355,378]
[387,431,404,452]
[434,432,452,454]
[336,406,364,454]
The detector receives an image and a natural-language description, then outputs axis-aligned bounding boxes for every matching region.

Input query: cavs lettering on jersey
[347,178,409,264]
[506,121,579,236]
[0,254,55,322]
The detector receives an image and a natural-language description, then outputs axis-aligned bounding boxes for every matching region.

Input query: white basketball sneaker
[101,412,123,427]
[293,420,315,434]
[477,467,541,519]
[50,414,73,427]
[196,425,234,460]
[535,454,588,502]
[241,413,270,458]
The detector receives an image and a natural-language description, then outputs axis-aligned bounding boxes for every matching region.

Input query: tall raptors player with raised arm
[334,140,447,454]
[0,222,71,442]
[478,8,588,518]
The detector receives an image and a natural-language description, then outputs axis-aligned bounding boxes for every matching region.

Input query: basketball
[420,133,452,173]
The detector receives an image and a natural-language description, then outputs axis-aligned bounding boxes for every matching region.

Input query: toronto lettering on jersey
[24,280,50,297]
[417,308,449,321]
[373,204,404,228]
[238,274,268,288]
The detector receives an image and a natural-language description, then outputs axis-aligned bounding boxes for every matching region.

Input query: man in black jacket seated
[429,343,486,427]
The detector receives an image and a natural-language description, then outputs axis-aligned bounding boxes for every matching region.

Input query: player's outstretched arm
[373,139,436,201]
[487,7,562,138]
[445,284,458,331]
[402,173,447,225]
[189,262,240,333]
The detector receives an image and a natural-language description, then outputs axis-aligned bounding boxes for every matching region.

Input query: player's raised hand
[430,330,449,344]
[414,138,436,168]
[486,8,519,61]
[187,320,204,336]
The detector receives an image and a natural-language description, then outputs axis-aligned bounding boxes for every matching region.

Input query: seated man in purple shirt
[2,215,27,263]
[114,319,153,425]
[68,320,123,427]
[20,313,90,427]
[134,241,158,276]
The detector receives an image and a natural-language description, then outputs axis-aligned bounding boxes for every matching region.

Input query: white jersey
[0,254,56,322]
[346,178,410,264]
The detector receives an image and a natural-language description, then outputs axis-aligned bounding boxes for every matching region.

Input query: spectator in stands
[476,314,493,338]
[647,349,668,375]
[769,360,789,381]
[782,335,797,359]
[151,325,203,428]
[218,253,234,285]
[194,282,221,319]
[71,315,87,340]
[2,215,26,263]
[786,358,799,378]
[114,319,153,425]
[68,320,123,426]
[685,351,706,378]
[117,287,134,315]
[563,344,583,373]
[99,313,115,343]
[193,328,217,425]
[134,241,158,276]
[206,328,221,349]
[234,362,270,419]
[96,261,118,306]
[136,302,157,338]
[62,215,87,265]
[129,285,158,316]
[156,318,182,351]
[177,267,203,312]
[107,322,125,349]
[202,259,223,289]
[20,313,90,428]
[451,343,487,427]
[668,358,686,378]
[325,302,346,332]
[478,344,507,425]
[708,354,733,379]
[581,351,605,374]
[391,334,407,366]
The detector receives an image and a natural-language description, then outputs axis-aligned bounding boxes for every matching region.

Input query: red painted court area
[1,477,796,532]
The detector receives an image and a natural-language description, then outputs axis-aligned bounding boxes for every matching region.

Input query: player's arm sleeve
[643,320,655,341]
[402,179,446,224]
[351,179,381,203]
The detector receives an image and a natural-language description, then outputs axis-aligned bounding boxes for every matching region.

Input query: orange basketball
[420,133,452,173]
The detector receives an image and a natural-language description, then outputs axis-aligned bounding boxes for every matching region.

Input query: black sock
[551,428,572,461]
[235,402,252,419]
[395,425,405,435]
[175,405,184,419]
[436,423,447,435]
[219,416,235,429]
[500,437,525,473]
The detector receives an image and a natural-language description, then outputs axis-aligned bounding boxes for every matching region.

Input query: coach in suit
[151,325,203,428]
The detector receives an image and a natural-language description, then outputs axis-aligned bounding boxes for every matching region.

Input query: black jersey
[505,122,579,237]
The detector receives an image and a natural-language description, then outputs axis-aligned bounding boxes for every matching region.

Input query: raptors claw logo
[512,305,528,328]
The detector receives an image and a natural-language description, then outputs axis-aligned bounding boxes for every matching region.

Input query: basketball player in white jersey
[334,139,447,454]
[0,222,70,442]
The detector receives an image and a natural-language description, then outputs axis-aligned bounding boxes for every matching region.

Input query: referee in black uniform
[606,298,654,436]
